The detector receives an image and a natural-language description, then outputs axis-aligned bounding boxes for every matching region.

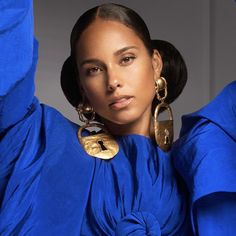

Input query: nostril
[107,84,115,91]
[107,80,121,91]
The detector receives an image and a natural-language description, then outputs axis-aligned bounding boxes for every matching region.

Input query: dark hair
[151,40,187,106]
[61,3,187,119]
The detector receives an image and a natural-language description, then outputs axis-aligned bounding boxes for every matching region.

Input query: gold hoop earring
[76,103,95,124]
[154,77,174,151]
[76,103,119,159]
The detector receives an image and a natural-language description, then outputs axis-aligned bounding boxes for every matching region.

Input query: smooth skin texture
[76,19,162,137]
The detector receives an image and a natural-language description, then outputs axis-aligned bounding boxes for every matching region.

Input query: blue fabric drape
[3,0,236,235]
[0,1,191,235]
[173,81,236,235]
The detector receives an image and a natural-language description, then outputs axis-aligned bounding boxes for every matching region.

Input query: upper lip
[108,95,133,106]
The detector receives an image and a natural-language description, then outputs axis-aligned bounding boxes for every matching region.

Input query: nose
[106,70,123,92]
[107,79,121,91]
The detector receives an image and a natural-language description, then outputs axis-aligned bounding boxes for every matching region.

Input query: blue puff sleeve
[0,1,95,235]
[173,81,236,235]
[0,0,37,133]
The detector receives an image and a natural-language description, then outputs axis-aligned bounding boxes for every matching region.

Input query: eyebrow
[114,46,138,56]
[80,59,104,67]
[79,46,138,67]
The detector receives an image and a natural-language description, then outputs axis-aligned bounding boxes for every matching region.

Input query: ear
[152,49,163,77]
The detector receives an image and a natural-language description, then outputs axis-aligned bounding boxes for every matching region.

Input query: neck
[102,113,154,139]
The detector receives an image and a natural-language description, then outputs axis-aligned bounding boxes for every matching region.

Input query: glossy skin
[76,19,162,137]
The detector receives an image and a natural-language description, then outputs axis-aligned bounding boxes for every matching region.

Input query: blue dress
[2,1,236,235]
[173,81,236,235]
[0,1,192,235]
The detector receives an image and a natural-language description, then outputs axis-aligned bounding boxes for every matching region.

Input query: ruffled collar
[180,81,236,142]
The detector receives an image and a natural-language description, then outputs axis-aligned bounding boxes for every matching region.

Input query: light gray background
[34,0,236,137]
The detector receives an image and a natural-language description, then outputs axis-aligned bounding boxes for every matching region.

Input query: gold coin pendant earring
[154,77,174,151]
[76,103,119,159]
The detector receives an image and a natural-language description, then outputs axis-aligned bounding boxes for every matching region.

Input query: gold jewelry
[154,77,174,151]
[76,103,119,159]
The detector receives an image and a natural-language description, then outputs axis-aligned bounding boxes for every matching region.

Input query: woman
[0,1,191,235]
[4,0,235,235]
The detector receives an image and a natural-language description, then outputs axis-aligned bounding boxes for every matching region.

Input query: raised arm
[0,0,37,133]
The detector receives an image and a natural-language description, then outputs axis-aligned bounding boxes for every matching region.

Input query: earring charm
[154,77,174,151]
[76,103,119,159]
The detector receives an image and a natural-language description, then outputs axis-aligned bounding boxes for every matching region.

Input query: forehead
[76,19,145,59]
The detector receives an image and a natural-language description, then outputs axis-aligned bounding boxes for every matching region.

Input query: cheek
[137,67,156,105]
[82,80,106,107]
[131,62,155,94]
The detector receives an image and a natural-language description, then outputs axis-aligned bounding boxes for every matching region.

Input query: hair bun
[151,40,187,104]
[61,56,80,107]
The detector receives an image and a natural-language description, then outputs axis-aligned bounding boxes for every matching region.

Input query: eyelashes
[119,55,136,65]
[84,55,137,77]
[86,67,102,76]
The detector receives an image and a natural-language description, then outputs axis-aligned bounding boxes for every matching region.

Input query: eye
[120,55,136,65]
[86,66,103,76]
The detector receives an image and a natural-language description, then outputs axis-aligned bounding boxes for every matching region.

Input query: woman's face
[76,19,162,135]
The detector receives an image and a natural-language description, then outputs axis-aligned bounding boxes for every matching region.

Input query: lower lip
[109,97,134,110]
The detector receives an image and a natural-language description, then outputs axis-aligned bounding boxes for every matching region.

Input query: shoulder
[41,103,79,129]
[180,80,236,139]
[173,81,236,202]
[40,103,83,147]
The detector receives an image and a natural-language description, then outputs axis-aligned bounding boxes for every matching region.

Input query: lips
[109,96,134,110]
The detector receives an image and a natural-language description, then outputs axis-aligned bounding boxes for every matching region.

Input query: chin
[104,111,144,126]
